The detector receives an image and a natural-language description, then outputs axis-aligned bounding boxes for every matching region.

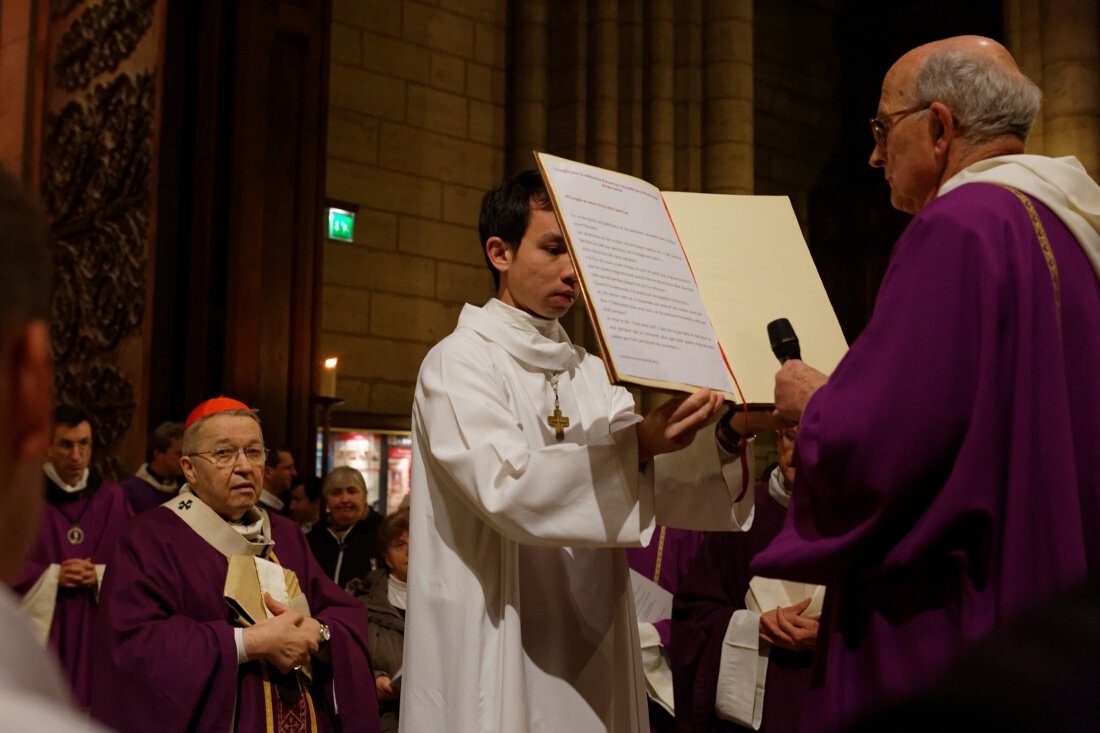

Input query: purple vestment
[89,507,381,733]
[671,482,813,733]
[11,474,131,708]
[627,527,706,733]
[752,183,1100,731]
[120,474,178,514]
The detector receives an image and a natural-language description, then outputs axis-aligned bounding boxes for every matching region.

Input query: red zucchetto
[184,396,252,429]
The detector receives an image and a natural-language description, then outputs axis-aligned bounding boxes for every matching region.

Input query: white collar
[938,154,1100,282]
[43,462,89,494]
[767,465,792,509]
[135,463,179,494]
[456,298,578,372]
[258,489,285,512]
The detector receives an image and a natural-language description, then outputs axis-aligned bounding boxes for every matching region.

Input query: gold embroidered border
[1002,186,1062,332]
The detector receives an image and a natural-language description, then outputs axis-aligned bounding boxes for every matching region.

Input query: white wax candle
[320,357,338,397]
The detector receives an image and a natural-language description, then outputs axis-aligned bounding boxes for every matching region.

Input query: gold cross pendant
[547,407,570,441]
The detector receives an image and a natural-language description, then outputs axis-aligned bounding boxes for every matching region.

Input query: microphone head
[767,318,801,363]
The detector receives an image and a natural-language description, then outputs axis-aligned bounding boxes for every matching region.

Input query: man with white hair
[91,397,380,732]
[756,36,1100,731]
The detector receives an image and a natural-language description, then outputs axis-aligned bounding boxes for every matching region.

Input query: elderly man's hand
[59,557,97,588]
[759,598,819,652]
[242,593,321,673]
[637,388,725,464]
[773,360,828,424]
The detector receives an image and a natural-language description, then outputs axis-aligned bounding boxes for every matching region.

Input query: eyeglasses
[869,103,930,147]
[188,445,267,469]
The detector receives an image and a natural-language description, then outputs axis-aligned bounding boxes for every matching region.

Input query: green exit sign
[328,207,355,242]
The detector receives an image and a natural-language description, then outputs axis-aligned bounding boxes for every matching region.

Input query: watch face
[320,623,331,642]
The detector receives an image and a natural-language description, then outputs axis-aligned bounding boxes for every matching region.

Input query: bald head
[897,36,1019,75]
[885,36,1040,147]
[870,36,1042,213]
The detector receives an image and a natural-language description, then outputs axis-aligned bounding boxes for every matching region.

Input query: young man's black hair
[477,169,552,288]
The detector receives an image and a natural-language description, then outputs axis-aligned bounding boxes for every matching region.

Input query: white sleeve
[234,628,249,664]
[414,341,655,547]
[715,609,769,729]
[651,423,756,531]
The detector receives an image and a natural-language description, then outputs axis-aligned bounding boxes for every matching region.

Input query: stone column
[1006,0,1100,178]
[588,0,619,169]
[701,0,753,194]
[674,0,703,191]
[509,0,548,173]
[647,0,676,189]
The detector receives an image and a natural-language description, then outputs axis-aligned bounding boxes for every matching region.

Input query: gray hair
[323,465,367,497]
[912,50,1042,145]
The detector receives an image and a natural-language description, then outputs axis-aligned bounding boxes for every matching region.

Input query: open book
[534,152,848,406]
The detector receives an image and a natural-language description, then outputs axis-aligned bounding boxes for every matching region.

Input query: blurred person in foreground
[754,35,1100,732]
[0,167,105,730]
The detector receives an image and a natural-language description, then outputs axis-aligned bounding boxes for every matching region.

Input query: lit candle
[320,357,338,397]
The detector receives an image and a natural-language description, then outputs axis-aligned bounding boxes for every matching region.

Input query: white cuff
[715,609,769,729]
[234,627,249,664]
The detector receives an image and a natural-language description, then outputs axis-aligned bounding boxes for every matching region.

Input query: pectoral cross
[547,406,570,441]
[547,372,570,441]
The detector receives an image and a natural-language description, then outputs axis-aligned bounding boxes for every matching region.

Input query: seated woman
[348,508,409,733]
[306,466,383,587]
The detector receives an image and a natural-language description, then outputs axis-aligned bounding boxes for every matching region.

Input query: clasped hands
[759,598,819,652]
[59,557,97,588]
[243,592,324,673]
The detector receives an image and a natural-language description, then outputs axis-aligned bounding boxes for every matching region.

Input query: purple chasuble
[626,527,706,733]
[671,483,813,733]
[89,507,381,733]
[11,474,131,708]
[752,183,1100,731]
[120,474,179,514]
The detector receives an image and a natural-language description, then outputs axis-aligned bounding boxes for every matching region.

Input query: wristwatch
[318,622,331,644]
[715,407,747,453]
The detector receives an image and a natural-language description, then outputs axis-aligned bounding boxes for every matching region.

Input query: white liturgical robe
[401,298,755,733]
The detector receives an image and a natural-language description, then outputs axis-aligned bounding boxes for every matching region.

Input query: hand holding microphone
[767,318,828,424]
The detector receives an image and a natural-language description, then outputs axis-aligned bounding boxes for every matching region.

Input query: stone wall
[323,0,508,420]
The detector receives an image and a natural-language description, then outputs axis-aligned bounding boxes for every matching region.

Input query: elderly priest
[90,397,380,733]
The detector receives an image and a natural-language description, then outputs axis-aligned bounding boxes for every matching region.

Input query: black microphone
[767,318,801,364]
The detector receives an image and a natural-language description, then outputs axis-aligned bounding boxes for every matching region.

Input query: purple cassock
[11,473,131,708]
[626,526,706,733]
[752,183,1100,731]
[119,472,178,514]
[90,507,381,733]
[671,482,813,733]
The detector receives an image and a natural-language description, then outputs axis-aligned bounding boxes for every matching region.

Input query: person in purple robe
[119,420,184,513]
[11,404,131,709]
[626,414,767,733]
[753,36,1100,732]
[671,428,817,733]
[90,397,380,733]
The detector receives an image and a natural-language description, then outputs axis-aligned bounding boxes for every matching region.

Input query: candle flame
[324,357,338,369]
